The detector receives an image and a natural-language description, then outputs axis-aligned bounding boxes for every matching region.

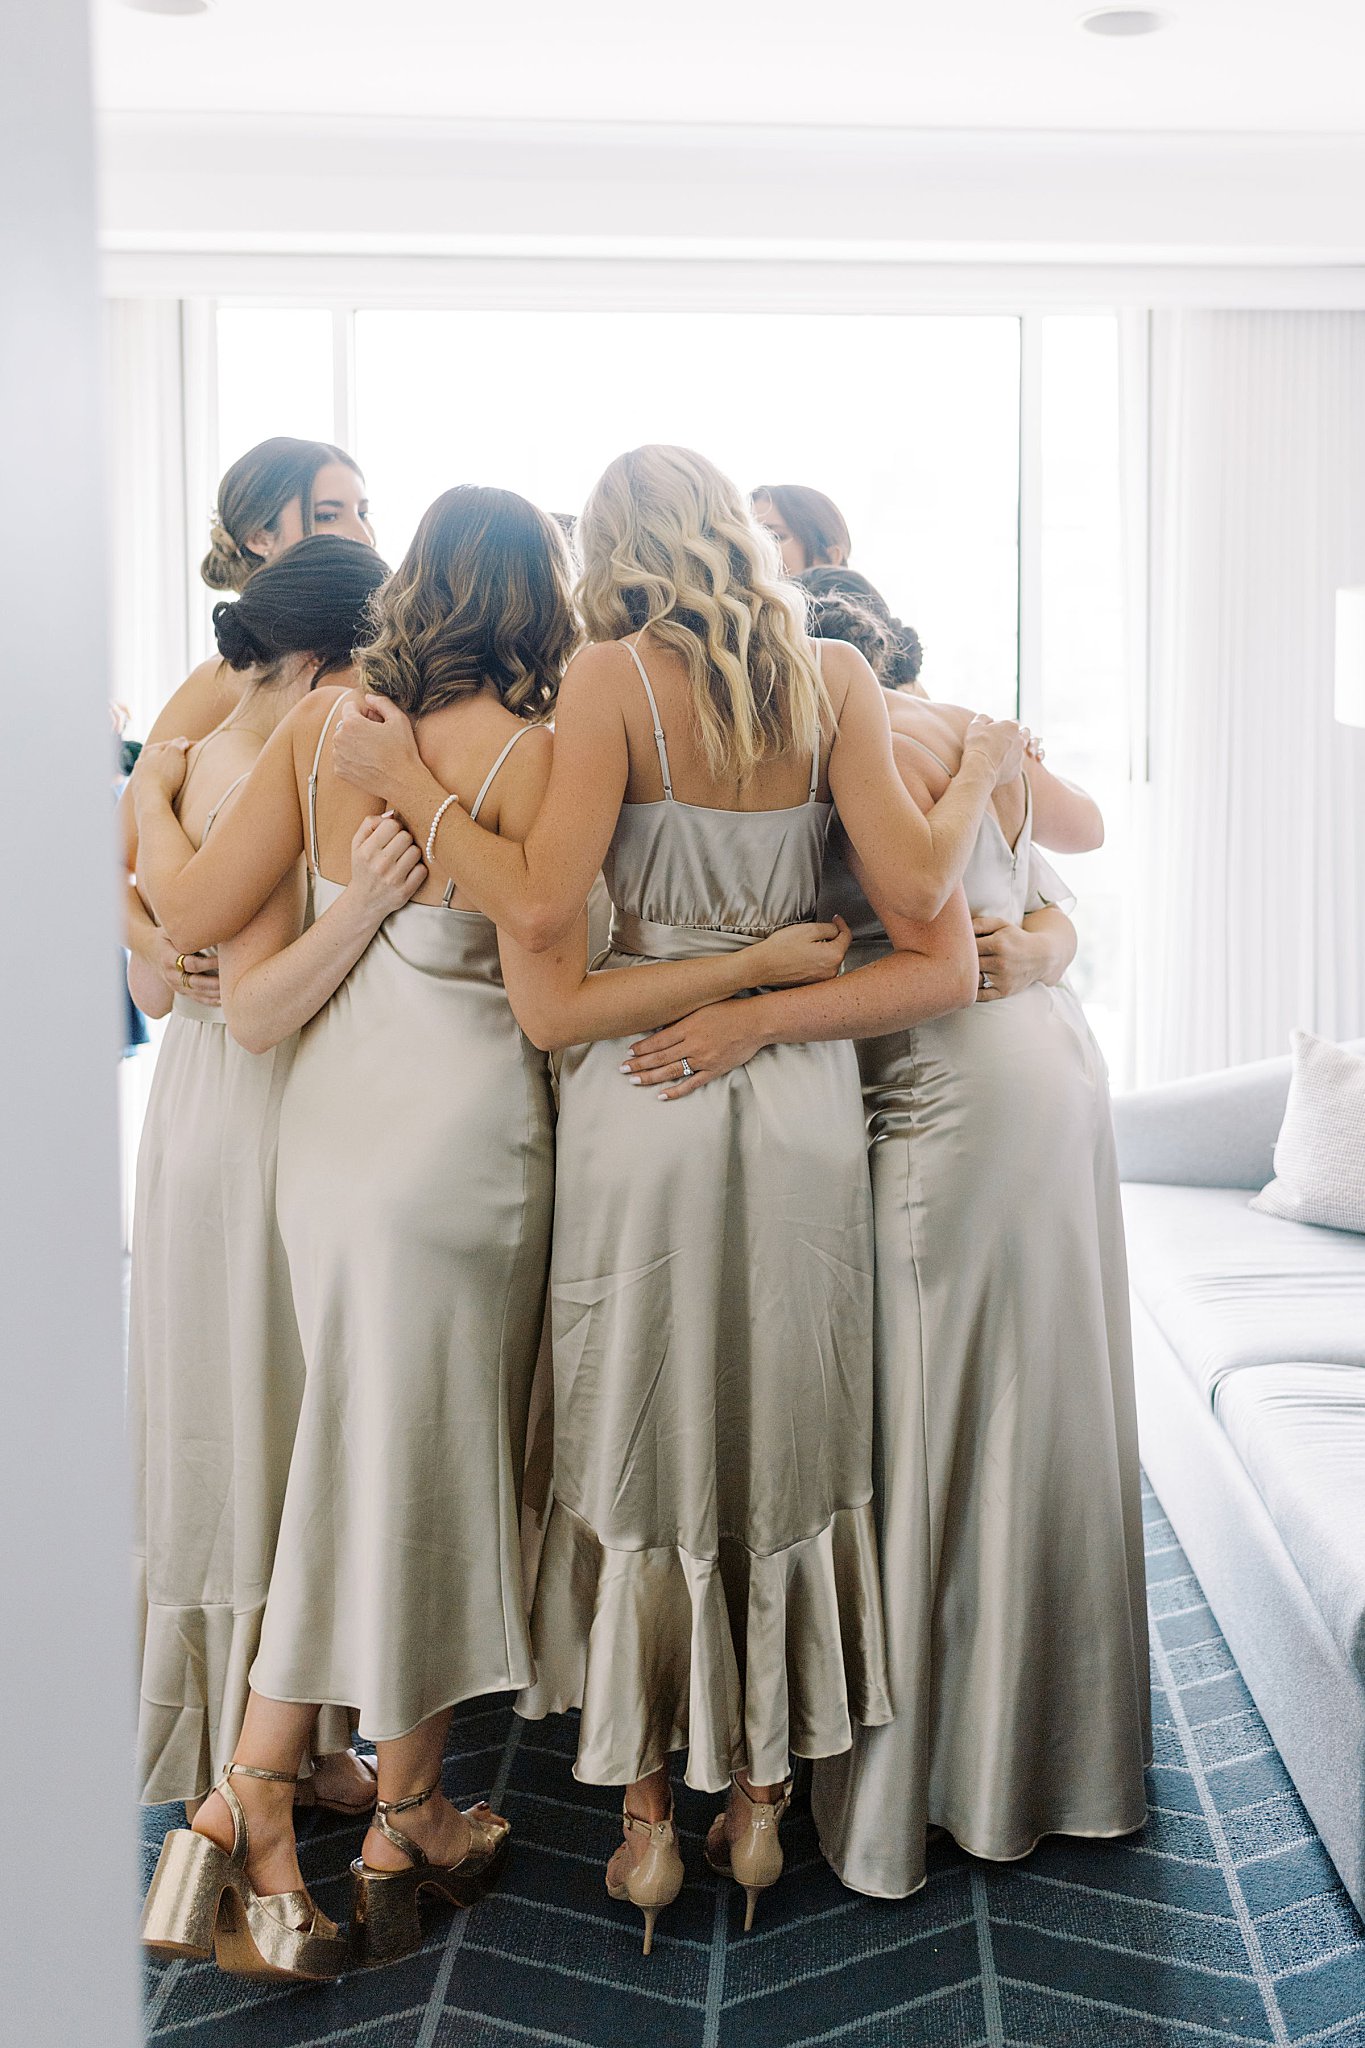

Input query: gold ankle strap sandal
[294,1748,379,1817]
[605,1798,685,1956]
[705,1773,794,1931]
[349,1777,510,1969]
[140,1762,347,1982]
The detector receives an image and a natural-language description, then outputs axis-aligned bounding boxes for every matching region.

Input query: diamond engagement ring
[681,1058,694,1077]
[979,972,992,991]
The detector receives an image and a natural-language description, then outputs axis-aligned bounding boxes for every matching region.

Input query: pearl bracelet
[425,792,461,866]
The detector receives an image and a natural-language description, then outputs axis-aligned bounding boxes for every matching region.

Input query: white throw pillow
[1251,1031,1365,1234]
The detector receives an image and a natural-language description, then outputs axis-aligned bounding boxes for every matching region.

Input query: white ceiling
[92,0,1365,134]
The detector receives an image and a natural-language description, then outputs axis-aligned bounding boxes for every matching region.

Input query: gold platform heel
[349,1779,510,1969]
[705,1774,793,1932]
[605,1800,685,1956]
[141,1763,347,1981]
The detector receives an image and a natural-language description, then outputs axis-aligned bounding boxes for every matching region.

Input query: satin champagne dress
[130,771,347,1802]
[811,757,1150,1897]
[518,637,890,1793]
[250,704,555,1739]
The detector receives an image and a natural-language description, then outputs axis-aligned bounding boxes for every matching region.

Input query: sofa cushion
[1215,1364,1365,1679]
[1252,1031,1365,1235]
[1121,1183,1365,1400]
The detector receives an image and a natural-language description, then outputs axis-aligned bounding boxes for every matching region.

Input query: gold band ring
[175,953,188,974]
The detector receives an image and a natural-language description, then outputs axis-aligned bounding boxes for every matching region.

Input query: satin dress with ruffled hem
[811,767,1150,1899]
[516,638,890,1793]
[249,708,555,1742]
[130,770,349,1804]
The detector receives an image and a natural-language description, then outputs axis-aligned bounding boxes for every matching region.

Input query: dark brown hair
[211,536,389,688]
[356,486,577,721]
[202,436,364,594]
[751,483,852,567]
[797,565,924,692]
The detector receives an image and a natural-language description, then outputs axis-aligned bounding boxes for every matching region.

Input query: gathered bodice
[605,636,832,958]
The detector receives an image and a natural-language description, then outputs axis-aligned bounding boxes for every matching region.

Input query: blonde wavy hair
[577,445,830,782]
[356,485,578,721]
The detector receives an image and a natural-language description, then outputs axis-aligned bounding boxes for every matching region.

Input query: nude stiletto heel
[349,1779,510,1968]
[605,1800,685,1955]
[141,1763,347,1981]
[705,1774,793,1932]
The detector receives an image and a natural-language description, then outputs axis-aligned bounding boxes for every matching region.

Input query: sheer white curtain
[1136,312,1365,1084]
[105,297,219,739]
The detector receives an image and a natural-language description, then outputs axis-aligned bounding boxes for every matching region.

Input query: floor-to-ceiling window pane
[216,308,335,475]
[353,311,1021,719]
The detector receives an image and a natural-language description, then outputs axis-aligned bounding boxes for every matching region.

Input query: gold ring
[175,954,188,974]
[180,969,190,990]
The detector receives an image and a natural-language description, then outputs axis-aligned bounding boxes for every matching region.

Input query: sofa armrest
[1114,1053,1295,1189]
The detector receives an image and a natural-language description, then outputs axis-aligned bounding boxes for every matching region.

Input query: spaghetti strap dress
[811,753,1150,1897]
[251,704,556,1738]
[130,769,348,1802]
[518,638,891,1793]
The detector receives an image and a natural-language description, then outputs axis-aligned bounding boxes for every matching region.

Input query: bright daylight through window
[216,303,1131,1071]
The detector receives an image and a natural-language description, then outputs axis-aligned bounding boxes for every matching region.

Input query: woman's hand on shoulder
[344,813,428,927]
[620,999,768,1100]
[963,712,1030,789]
[332,693,422,802]
[132,736,191,806]
[749,916,851,988]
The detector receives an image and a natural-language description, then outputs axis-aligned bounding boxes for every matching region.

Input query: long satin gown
[250,707,555,1739]
[811,768,1150,1897]
[518,638,890,1793]
[130,771,347,1803]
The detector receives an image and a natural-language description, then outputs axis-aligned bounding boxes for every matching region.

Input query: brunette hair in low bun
[201,436,365,594]
[212,536,390,686]
[797,565,924,693]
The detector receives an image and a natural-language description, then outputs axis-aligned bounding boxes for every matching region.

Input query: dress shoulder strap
[307,692,353,872]
[469,723,536,824]
[201,770,250,841]
[622,633,673,800]
[439,723,537,908]
[809,641,822,802]
[898,724,956,780]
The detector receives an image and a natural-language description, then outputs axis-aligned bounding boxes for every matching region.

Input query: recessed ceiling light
[120,0,213,15]
[1080,8,1168,34]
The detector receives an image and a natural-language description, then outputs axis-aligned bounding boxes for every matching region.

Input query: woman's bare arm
[1024,757,1104,854]
[824,645,1025,924]
[219,815,429,1054]
[332,650,631,951]
[131,711,310,953]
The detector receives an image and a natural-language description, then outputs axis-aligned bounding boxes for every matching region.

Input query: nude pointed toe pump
[141,1763,347,1982]
[705,1774,793,1932]
[349,1779,510,1969]
[605,1800,685,1956]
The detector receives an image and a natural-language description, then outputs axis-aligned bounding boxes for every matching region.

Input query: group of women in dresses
[124,435,1149,1985]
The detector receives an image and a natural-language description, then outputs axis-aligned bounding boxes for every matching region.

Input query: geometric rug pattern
[141,1480,1365,2046]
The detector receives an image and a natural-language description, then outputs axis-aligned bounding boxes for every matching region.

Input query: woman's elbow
[223,1006,276,1057]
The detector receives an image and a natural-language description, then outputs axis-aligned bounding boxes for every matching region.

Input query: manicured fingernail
[657,1090,670,1100]
[618,1062,632,1073]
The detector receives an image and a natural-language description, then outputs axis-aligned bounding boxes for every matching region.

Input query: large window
[208,299,1133,1073]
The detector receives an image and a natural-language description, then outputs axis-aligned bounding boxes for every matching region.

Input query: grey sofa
[1114,1042,1365,1918]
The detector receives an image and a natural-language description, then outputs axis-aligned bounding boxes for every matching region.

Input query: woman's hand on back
[749,915,851,988]
[621,1001,767,1101]
[343,813,428,927]
[333,695,424,804]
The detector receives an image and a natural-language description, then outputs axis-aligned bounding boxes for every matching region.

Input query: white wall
[0,7,141,2045]
[99,114,1365,271]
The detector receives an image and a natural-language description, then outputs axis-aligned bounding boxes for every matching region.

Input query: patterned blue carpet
[140,1482,1365,2046]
